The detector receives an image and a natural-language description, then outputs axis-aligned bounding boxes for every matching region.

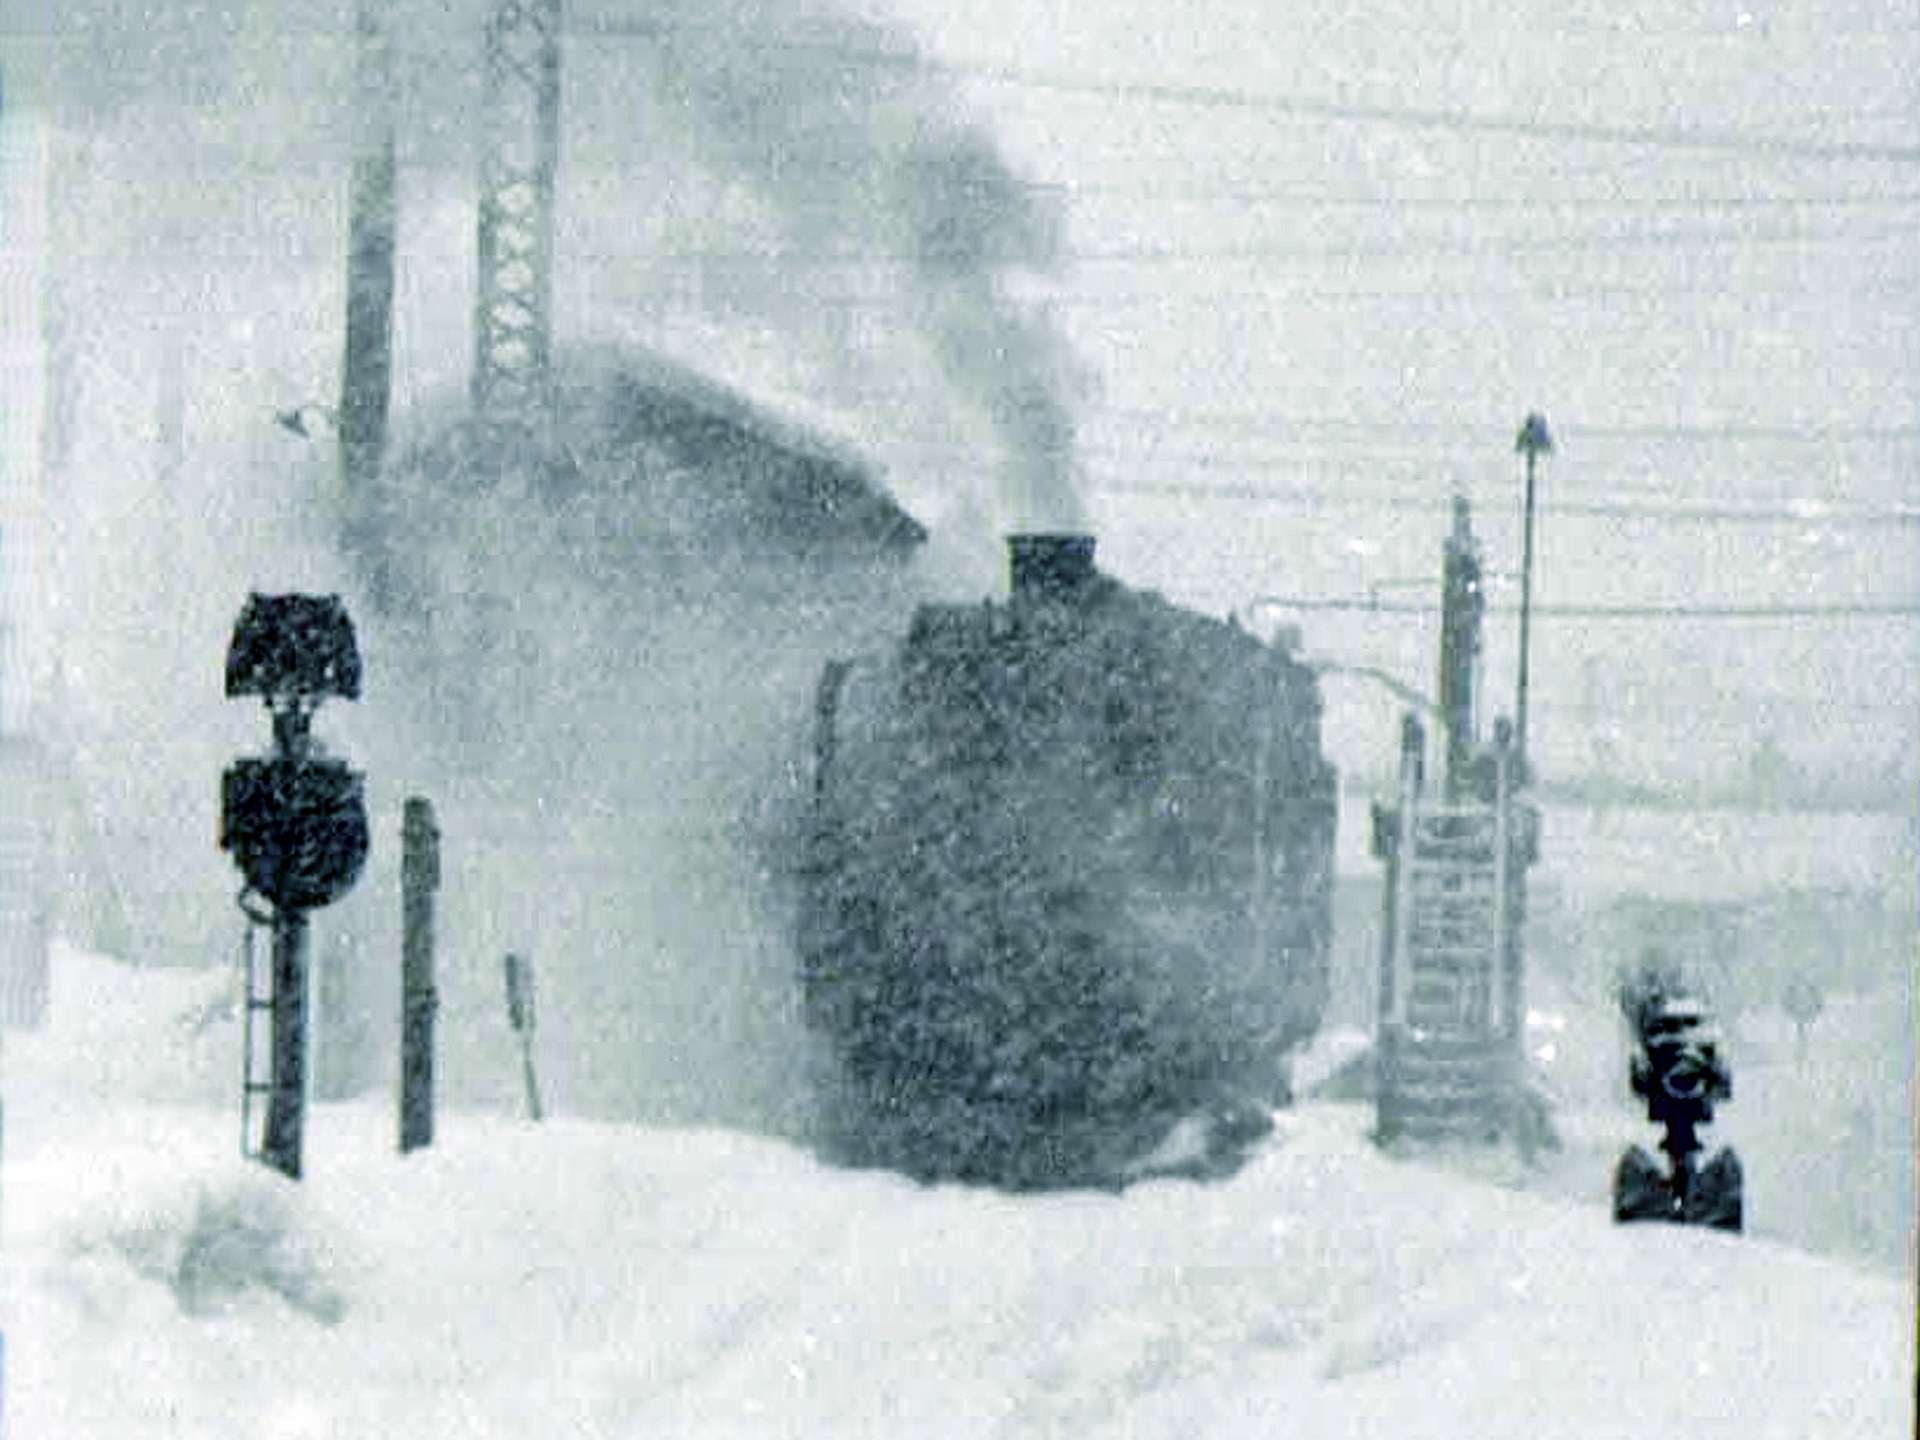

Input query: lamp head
[1516,412,1553,456]
[225,593,362,704]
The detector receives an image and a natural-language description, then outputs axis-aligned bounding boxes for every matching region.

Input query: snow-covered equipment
[220,593,369,1179]
[1370,713,1540,1147]
[1366,501,1546,1153]
[1613,985,1743,1230]
[799,534,1338,1189]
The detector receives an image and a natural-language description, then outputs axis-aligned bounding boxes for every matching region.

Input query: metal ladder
[238,895,276,1161]
[1399,809,1503,1034]
[1380,781,1514,1142]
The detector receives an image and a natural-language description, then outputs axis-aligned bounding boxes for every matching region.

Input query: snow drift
[5,948,1912,1439]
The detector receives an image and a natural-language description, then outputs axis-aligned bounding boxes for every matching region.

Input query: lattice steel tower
[472,0,562,429]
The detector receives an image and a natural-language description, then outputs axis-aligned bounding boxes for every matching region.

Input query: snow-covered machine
[1612,975,1743,1230]
[798,534,1338,1189]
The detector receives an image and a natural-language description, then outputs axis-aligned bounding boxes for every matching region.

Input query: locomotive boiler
[798,534,1338,1189]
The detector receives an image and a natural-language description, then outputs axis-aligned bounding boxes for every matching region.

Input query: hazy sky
[857,0,1920,793]
[3,0,1916,793]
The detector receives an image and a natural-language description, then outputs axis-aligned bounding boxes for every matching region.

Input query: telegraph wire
[584,16,1920,164]
[786,271,1917,307]
[1071,219,1915,261]
[1086,413,1920,444]
[626,213,1916,265]
[1087,479,1920,528]
[1046,183,1920,210]
[962,70,1920,165]
[866,434,1920,525]
[1246,597,1920,618]
[1514,696,1918,719]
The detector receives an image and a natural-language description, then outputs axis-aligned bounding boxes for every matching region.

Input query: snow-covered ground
[5,944,1911,1438]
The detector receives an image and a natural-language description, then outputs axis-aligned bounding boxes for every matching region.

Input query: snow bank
[5,970,1913,1440]
[6,946,1910,1438]
[8,1100,1912,1439]
[5,944,239,1117]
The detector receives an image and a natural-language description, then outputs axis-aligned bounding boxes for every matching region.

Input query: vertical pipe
[1515,449,1537,769]
[1388,714,1423,1031]
[1007,533,1097,600]
[400,797,439,1154]
[1513,413,1550,776]
[1490,721,1512,1038]
[1438,497,1481,800]
[260,908,308,1180]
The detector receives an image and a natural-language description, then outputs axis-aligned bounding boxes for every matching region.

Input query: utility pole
[472,0,562,431]
[340,0,396,499]
[1514,413,1553,777]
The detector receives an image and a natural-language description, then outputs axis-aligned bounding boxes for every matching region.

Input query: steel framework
[472,0,562,429]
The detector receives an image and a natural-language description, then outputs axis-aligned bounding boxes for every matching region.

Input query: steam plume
[591,0,1091,530]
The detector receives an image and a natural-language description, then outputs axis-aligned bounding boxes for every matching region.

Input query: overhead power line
[1089,413,1920,444]
[585,16,1920,165]
[1082,414,1920,449]
[1250,596,1920,619]
[1110,224,1906,262]
[1049,183,1920,211]
[960,70,1920,166]
[784,269,1918,308]
[1088,478,1920,528]
[626,211,1915,265]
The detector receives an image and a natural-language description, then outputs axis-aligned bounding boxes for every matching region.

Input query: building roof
[569,345,928,557]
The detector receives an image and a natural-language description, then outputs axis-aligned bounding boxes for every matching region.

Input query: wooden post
[399,797,439,1153]
[504,953,543,1122]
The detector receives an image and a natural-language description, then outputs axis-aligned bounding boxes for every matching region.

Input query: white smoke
[30,0,1089,1135]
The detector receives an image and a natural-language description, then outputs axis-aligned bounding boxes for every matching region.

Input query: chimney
[1007,533,1097,601]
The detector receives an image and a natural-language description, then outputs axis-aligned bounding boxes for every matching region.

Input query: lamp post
[221,594,369,1178]
[1514,413,1552,777]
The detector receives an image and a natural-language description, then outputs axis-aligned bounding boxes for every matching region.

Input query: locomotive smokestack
[1008,533,1097,600]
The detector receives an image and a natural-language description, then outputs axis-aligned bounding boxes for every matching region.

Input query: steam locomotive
[797,534,1338,1189]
